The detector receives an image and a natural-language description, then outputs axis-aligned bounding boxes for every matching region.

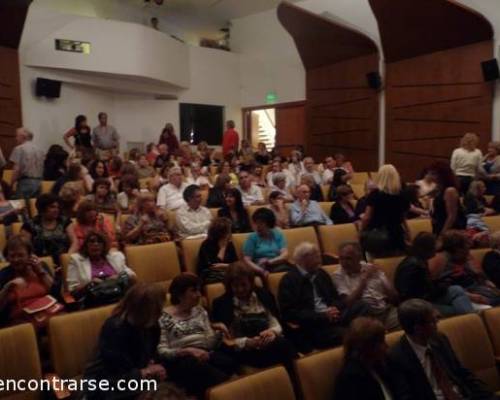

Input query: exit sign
[55,39,91,54]
[266,91,278,104]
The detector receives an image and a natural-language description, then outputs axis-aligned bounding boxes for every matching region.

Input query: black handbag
[85,272,131,307]
[238,312,269,337]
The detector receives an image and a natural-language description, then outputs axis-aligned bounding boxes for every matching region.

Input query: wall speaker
[35,78,61,98]
[481,59,500,82]
[366,71,382,90]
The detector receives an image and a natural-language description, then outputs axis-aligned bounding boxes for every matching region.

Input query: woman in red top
[222,120,239,158]
[0,236,54,326]
[158,123,179,157]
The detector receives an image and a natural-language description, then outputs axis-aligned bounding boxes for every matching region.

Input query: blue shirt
[243,229,287,263]
[289,200,333,226]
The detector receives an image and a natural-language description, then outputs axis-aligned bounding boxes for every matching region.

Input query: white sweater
[450,148,482,177]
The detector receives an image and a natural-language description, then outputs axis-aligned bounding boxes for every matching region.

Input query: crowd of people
[1,119,500,399]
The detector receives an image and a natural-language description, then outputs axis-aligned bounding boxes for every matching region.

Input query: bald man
[9,127,44,198]
[289,184,332,227]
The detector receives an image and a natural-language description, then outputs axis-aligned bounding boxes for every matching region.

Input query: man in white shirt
[238,170,265,206]
[389,299,495,400]
[289,185,332,226]
[322,156,337,184]
[157,167,187,210]
[332,242,399,331]
[176,184,212,239]
[266,160,295,188]
[300,157,322,185]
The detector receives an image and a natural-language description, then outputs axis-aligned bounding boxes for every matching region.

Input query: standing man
[222,120,239,159]
[10,127,44,199]
[92,112,120,161]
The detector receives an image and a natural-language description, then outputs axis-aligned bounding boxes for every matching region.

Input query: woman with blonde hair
[361,164,410,256]
[478,141,500,195]
[451,132,483,194]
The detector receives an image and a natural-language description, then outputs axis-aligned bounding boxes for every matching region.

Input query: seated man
[176,184,212,239]
[390,299,498,400]
[266,159,295,188]
[156,167,187,210]
[299,157,322,186]
[289,184,332,226]
[395,232,474,317]
[278,242,366,353]
[238,170,265,207]
[332,242,400,331]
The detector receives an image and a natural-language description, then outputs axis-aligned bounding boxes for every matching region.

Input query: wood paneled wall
[385,41,493,180]
[275,104,305,155]
[278,2,379,171]
[0,46,22,157]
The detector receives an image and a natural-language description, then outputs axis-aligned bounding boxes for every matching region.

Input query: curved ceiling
[277,1,378,69]
[369,0,493,62]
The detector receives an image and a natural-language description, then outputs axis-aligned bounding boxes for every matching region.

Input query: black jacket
[389,334,494,400]
[217,207,252,233]
[211,287,280,329]
[206,187,226,208]
[329,202,357,225]
[278,267,343,326]
[334,358,396,400]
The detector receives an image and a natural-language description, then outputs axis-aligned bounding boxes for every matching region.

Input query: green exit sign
[266,91,278,104]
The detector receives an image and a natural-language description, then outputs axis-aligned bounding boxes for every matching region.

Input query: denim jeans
[433,285,475,316]
[15,178,41,200]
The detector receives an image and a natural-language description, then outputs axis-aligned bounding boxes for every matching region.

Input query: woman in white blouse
[450,133,483,194]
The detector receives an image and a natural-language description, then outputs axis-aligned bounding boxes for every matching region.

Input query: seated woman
[215,161,238,187]
[197,218,238,285]
[84,159,116,193]
[83,283,167,399]
[483,231,500,288]
[68,200,117,252]
[212,262,297,376]
[243,208,289,277]
[136,153,156,179]
[85,178,118,215]
[67,231,136,306]
[52,162,85,196]
[157,274,236,398]
[207,174,231,209]
[43,145,68,181]
[0,235,55,327]
[395,232,474,316]
[270,173,294,202]
[21,193,75,264]
[330,185,358,224]
[464,180,493,247]
[334,317,397,400]
[269,191,290,229]
[124,193,172,245]
[59,184,81,219]
[116,174,141,213]
[429,230,500,308]
[217,188,251,233]
[300,173,323,202]
[403,184,430,219]
[107,156,123,180]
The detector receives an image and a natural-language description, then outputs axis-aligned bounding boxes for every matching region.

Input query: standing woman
[428,161,466,236]
[478,141,500,195]
[361,164,410,257]
[158,123,179,157]
[63,115,93,153]
[450,133,483,194]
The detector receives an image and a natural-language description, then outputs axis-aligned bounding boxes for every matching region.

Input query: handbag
[84,272,131,307]
[238,312,269,337]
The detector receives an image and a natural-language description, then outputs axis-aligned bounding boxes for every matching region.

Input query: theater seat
[12,221,22,235]
[267,272,287,302]
[295,347,343,400]
[0,224,5,252]
[0,323,42,400]
[125,241,181,284]
[373,256,405,285]
[318,202,333,216]
[232,232,250,259]
[483,307,500,362]
[350,183,364,199]
[470,248,491,267]
[41,181,55,194]
[438,314,500,392]
[282,227,320,260]
[321,264,340,277]
[318,224,358,258]
[180,237,204,274]
[49,305,115,379]
[385,330,404,349]
[205,282,225,311]
[208,366,295,400]
[484,216,500,233]
[407,218,432,240]
[350,172,369,185]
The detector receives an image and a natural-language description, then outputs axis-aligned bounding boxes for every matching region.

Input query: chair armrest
[322,252,339,264]
[44,373,72,399]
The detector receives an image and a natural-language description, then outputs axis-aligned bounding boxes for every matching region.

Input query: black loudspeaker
[366,71,382,90]
[481,59,500,82]
[35,78,61,98]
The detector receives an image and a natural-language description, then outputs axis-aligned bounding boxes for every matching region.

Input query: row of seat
[4,300,500,400]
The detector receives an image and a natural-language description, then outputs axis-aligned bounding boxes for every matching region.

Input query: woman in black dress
[217,188,251,233]
[330,185,358,224]
[63,115,92,153]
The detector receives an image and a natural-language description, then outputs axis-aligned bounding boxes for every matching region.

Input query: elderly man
[10,127,44,199]
[278,242,366,353]
[266,160,295,188]
[238,170,265,206]
[92,112,119,160]
[157,167,187,210]
[390,299,498,400]
[332,242,399,331]
[289,184,332,226]
[300,157,322,185]
[176,184,212,239]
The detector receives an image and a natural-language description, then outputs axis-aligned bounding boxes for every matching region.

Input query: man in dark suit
[278,242,368,353]
[390,299,498,400]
